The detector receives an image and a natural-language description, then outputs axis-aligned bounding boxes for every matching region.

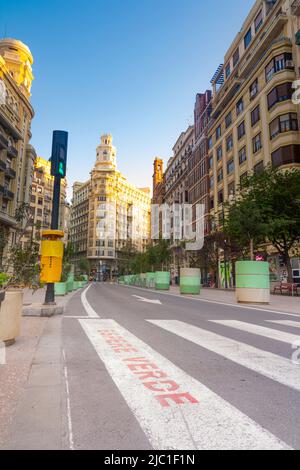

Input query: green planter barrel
[146,272,156,289]
[55,282,67,296]
[66,280,73,292]
[236,261,270,304]
[155,271,170,291]
[140,273,147,288]
[180,268,201,295]
[73,281,81,290]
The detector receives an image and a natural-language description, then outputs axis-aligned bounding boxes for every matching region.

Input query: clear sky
[0,0,254,199]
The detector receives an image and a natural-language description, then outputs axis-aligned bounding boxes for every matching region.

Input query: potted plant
[0,204,40,345]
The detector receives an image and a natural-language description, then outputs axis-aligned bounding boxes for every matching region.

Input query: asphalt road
[62,282,300,450]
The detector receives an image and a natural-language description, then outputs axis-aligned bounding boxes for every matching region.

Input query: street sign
[50,130,68,178]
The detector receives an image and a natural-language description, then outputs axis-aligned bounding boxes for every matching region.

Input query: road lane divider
[78,318,290,450]
[81,284,99,318]
[147,320,300,393]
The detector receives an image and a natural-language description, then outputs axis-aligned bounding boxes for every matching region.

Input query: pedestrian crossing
[209,319,300,345]
[267,320,300,330]
[79,318,292,450]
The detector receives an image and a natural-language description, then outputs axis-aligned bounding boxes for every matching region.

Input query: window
[253,133,262,153]
[236,98,244,116]
[272,145,300,167]
[225,63,231,79]
[217,146,223,161]
[225,112,232,128]
[208,155,213,169]
[251,105,260,126]
[38,197,43,205]
[228,182,235,198]
[227,159,234,174]
[254,161,264,175]
[209,176,214,189]
[217,169,223,183]
[249,79,259,99]
[265,53,293,82]
[270,113,298,139]
[244,28,252,49]
[240,172,248,188]
[208,136,213,149]
[239,147,247,165]
[233,48,240,67]
[226,135,233,152]
[267,83,293,110]
[216,125,222,140]
[210,198,214,210]
[218,190,224,205]
[237,121,245,140]
[254,10,263,33]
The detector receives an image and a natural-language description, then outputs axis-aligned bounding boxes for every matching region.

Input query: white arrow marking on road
[132,295,162,305]
[79,319,290,450]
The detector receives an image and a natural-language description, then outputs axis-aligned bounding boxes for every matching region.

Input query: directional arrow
[132,295,162,305]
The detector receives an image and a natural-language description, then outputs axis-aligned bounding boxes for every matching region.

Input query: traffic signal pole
[44,131,68,305]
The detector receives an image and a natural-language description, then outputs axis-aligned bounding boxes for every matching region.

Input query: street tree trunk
[250,238,254,261]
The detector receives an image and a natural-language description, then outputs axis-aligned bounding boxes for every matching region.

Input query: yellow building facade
[69,134,151,277]
[0,38,36,265]
[208,0,300,221]
[28,157,68,244]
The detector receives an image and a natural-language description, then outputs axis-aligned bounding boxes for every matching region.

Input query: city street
[4,283,300,450]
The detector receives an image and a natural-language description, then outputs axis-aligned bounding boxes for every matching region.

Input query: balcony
[2,188,14,200]
[5,167,16,179]
[239,10,289,80]
[7,145,18,158]
[0,134,8,150]
[0,160,6,172]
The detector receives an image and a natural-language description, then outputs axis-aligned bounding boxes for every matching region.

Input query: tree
[225,196,267,261]
[78,257,90,274]
[237,167,300,282]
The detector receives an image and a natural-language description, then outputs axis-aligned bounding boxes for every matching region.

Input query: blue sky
[0,0,254,199]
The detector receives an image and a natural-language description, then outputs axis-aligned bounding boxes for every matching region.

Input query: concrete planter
[0,290,23,345]
[146,272,155,289]
[180,268,201,295]
[155,271,170,291]
[236,261,270,304]
[54,282,67,296]
[66,280,73,292]
[73,281,81,290]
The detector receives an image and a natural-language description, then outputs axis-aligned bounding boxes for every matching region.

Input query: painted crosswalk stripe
[267,320,300,330]
[79,318,290,450]
[209,320,300,345]
[147,320,300,393]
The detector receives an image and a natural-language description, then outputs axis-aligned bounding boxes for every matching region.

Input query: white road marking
[118,284,300,318]
[79,318,290,450]
[81,284,99,318]
[63,349,74,451]
[267,320,300,330]
[132,295,162,305]
[210,320,300,345]
[147,320,300,393]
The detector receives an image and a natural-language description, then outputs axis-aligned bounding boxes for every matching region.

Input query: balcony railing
[0,160,6,172]
[7,145,18,158]
[3,188,14,200]
[0,134,8,150]
[5,167,16,179]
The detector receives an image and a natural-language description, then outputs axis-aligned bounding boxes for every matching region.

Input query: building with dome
[69,134,151,277]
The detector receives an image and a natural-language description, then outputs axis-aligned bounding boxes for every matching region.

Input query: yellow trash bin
[40,230,64,284]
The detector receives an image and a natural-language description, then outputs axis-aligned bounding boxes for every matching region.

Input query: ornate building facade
[69,134,151,277]
[0,38,36,265]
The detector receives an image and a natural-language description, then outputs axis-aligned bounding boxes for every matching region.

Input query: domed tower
[0,38,34,99]
[95,134,117,170]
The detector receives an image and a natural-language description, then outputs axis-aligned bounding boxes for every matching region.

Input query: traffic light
[50,130,68,178]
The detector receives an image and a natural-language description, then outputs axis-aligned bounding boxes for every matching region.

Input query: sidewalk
[0,287,80,449]
[164,286,300,315]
